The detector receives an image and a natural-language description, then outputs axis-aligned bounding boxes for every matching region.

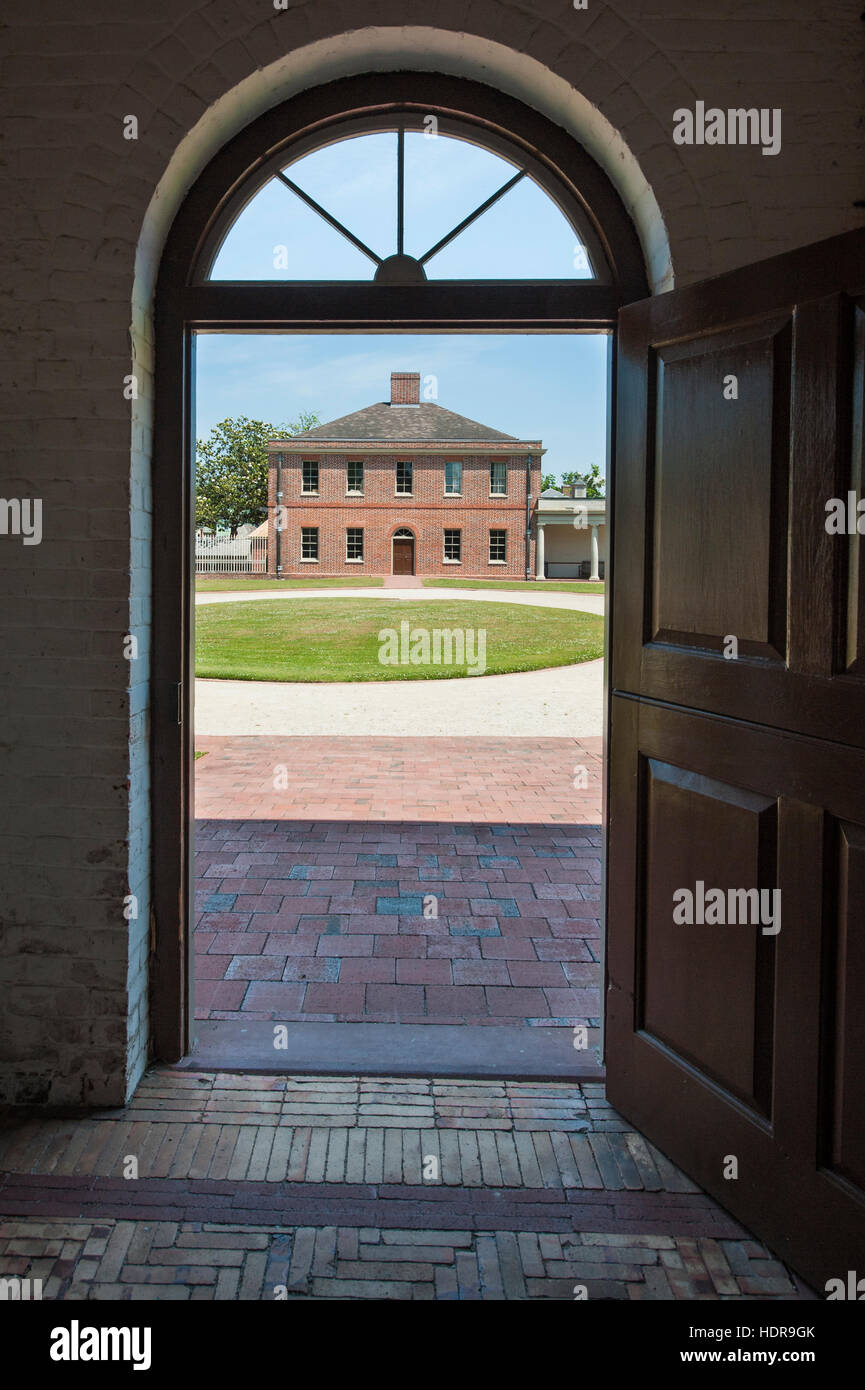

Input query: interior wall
[1,0,862,1105]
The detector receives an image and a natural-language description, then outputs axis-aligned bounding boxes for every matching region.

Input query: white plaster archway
[133,26,672,339]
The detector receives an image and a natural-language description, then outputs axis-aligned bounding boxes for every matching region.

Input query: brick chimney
[391,371,420,405]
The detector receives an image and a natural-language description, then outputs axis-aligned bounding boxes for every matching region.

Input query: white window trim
[489,461,508,496]
[301,526,319,562]
[346,529,364,563]
[445,460,463,497]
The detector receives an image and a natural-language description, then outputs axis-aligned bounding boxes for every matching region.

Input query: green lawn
[195,575,384,592]
[422,578,605,595]
[195,598,604,682]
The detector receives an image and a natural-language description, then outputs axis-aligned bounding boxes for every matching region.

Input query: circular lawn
[194,598,604,682]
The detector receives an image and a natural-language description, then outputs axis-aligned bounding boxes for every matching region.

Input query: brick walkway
[0,1072,810,1300]
[194,735,602,823]
[194,737,603,1026]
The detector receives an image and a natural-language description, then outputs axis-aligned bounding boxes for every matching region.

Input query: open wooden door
[606,227,865,1292]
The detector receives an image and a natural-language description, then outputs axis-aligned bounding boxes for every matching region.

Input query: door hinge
[176,682,183,725]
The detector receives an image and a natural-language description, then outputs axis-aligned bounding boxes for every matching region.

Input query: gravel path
[195,585,605,616]
[194,585,605,736]
[195,657,604,737]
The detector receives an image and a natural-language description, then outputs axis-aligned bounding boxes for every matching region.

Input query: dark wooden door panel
[607,693,865,1286]
[827,819,865,1199]
[607,227,865,1293]
[641,759,777,1115]
[650,316,791,659]
[844,298,865,675]
[392,539,414,574]
[614,241,865,749]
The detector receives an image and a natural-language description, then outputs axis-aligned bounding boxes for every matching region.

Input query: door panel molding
[608,228,865,1294]
[607,693,865,1285]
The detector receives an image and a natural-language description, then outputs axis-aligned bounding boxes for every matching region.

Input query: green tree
[540,464,605,497]
[195,413,320,533]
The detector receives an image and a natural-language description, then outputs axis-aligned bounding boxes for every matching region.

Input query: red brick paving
[0,1074,810,1300]
[194,735,601,823]
[194,737,602,1026]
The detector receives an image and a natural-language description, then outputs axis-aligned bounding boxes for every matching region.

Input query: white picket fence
[195,531,268,574]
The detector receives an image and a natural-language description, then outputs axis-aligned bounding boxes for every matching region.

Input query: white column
[589,523,600,582]
[536,522,545,578]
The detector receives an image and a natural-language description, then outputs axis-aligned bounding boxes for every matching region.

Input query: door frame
[391,529,416,576]
[150,71,648,1062]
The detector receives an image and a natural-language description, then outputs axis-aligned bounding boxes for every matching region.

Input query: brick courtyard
[194,737,603,1026]
[0,1071,810,1300]
[0,740,813,1300]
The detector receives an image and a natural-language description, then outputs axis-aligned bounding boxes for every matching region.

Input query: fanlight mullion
[418,170,526,266]
[275,170,383,266]
[397,127,405,257]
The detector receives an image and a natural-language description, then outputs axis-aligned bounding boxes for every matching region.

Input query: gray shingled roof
[286,401,520,443]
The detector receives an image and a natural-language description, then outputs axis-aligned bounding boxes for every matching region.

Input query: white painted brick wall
[0,0,862,1105]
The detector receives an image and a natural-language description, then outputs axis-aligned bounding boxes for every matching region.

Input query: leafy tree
[195,412,320,533]
[541,464,605,498]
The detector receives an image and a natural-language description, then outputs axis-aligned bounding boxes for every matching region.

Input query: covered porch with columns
[535,492,606,582]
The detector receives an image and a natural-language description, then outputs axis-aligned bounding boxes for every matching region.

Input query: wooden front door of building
[392,536,415,575]
[605,227,865,1292]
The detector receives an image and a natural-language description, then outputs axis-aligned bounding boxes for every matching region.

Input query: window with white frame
[302,460,319,493]
[444,528,461,562]
[301,526,319,560]
[444,459,462,495]
[490,460,507,495]
[489,529,507,562]
[346,527,364,561]
[396,460,413,494]
[347,460,364,493]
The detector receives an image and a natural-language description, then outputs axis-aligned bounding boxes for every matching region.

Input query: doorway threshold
[178,1020,604,1080]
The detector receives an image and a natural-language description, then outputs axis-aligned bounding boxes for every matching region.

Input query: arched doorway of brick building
[391,529,415,577]
[151,68,865,1289]
[153,70,644,1074]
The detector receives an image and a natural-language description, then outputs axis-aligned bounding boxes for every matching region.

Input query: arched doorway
[151,71,648,1060]
[150,59,865,1291]
[391,529,415,576]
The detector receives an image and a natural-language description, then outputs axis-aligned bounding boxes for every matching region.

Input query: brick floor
[0,1073,810,1301]
[194,736,602,823]
[194,737,603,1026]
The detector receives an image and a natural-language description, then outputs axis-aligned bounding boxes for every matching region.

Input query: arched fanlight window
[199,118,609,285]
[393,528,414,538]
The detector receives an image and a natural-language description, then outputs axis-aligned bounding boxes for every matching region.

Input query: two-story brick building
[267,371,544,578]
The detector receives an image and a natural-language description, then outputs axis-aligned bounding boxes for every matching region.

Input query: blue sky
[198,130,608,482]
[195,334,609,483]
[210,131,593,281]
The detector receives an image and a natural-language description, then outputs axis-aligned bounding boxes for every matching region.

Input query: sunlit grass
[195,598,604,682]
